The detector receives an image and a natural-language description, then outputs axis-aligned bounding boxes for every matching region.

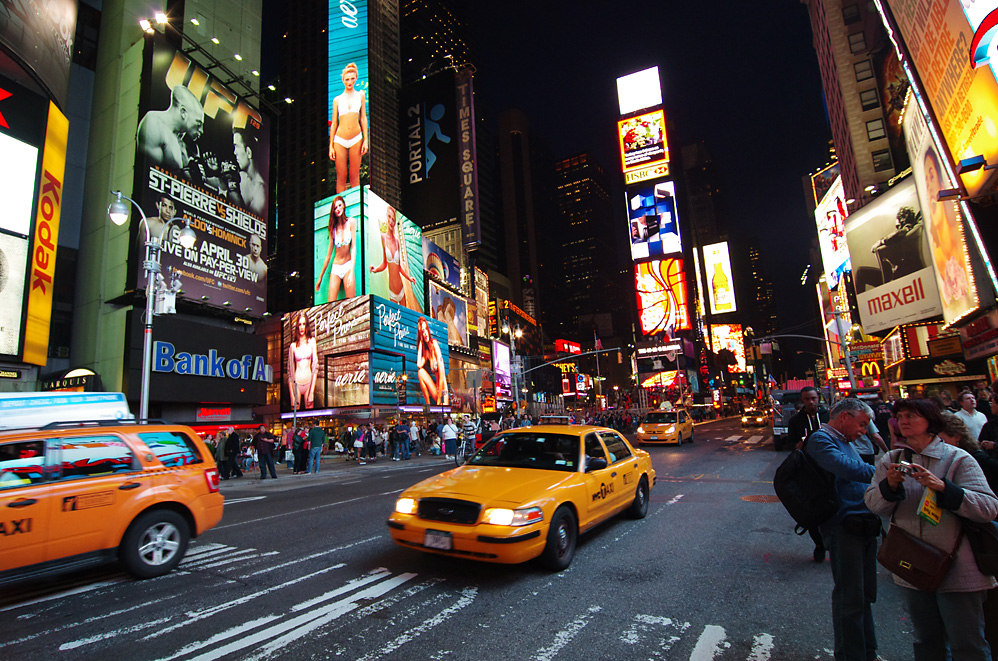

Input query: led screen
[710,324,746,373]
[617,109,668,174]
[364,188,425,313]
[492,340,511,399]
[0,132,38,236]
[627,179,680,260]
[811,162,841,207]
[328,0,370,193]
[814,175,851,289]
[371,296,449,407]
[428,280,470,348]
[313,187,362,304]
[616,66,662,116]
[635,258,690,337]
[474,267,489,336]
[702,242,737,315]
[0,0,76,109]
[0,233,29,356]
[422,237,462,289]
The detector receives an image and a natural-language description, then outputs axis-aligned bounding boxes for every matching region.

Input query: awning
[884,357,987,386]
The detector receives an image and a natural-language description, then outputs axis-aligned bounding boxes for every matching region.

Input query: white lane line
[0,579,127,613]
[531,605,602,661]
[237,535,379,578]
[666,494,684,505]
[351,586,478,661]
[181,550,280,571]
[223,496,266,505]
[178,546,242,565]
[748,633,775,660]
[154,613,283,661]
[690,625,728,660]
[289,568,393,613]
[619,614,689,652]
[746,435,764,444]
[59,617,173,651]
[183,543,227,558]
[213,493,370,531]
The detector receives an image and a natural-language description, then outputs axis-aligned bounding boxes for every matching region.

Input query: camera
[897,460,915,475]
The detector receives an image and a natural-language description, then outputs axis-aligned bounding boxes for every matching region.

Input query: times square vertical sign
[133,34,270,316]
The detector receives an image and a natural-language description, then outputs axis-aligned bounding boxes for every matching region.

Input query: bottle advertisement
[703,241,736,315]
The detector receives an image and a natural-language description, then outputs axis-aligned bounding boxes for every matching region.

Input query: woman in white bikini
[316,195,356,301]
[328,62,368,193]
[369,205,416,306]
[287,311,318,410]
[416,316,448,406]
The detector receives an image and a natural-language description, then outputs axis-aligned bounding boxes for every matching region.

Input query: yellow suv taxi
[0,406,224,585]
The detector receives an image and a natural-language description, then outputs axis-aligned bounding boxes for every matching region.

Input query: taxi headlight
[636,425,645,434]
[741,417,748,422]
[482,506,544,527]
[395,497,417,515]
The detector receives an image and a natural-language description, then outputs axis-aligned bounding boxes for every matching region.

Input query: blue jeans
[901,586,990,660]
[258,452,277,478]
[400,436,411,459]
[820,520,878,660]
[307,446,322,473]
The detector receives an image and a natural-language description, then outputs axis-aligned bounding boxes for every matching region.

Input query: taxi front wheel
[120,510,190,579]
[540,506,577,571]
[627,477,650,519]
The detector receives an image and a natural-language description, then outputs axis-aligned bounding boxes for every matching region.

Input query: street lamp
[108,191,197,420]
[502,322,523,413]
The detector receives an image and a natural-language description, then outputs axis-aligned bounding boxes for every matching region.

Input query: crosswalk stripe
[725,435,742,441]
[747,435,764,444]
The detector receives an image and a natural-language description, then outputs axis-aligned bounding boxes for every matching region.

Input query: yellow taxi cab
[0,393,224,585]
[741,407,768,427]
[635,408,694,445]
[387,425,655,570]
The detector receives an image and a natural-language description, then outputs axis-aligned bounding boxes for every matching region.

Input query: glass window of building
[854,60,874,81]
[872,149,893,172]
[849,31,867,53]
[842,4,861,24]
[859,88,880,111]
[866,119,886,141]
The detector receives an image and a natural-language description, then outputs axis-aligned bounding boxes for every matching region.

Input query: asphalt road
[0,418,915,660]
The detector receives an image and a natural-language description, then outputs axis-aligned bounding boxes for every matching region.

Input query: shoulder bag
[963,518,998,576]
[878,513,963,592]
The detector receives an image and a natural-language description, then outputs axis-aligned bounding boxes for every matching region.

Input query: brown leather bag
[877,521,963,592]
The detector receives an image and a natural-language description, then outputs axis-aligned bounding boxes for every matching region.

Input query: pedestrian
[807,398,880,661]
[353,424,365,462]
[292,426,308,474]
[224,426,243,479]
[866,398,998,660]
[956,391,989,441]
[396,419,411,460]
[786,386,832,562]
[852,418,889,466]
[307,423,326,473]
[214,429,228,477]
[440,415,459,459]
[253,424,278,479]
[460,414,477,451]
[387,422,399,461]
[368,424,383,461]
[282,423,296,470]
[409,419,421,457]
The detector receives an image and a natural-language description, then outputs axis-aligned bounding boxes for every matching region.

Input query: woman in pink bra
[328,62,368,193]
[316,195,356,302]
[287,311,318,410]
[370,205,416,306]
[416,316,448,406]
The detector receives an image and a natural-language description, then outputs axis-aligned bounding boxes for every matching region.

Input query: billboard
[473,267,489,336]
[0,233,29,356]
[492,340,511,399]
[456,68,481,248]
[635,258,690,337]
[364,188,424,313]
[282,297,371,412]
[328,0,370,193]
[702,242,737,315]
[371,296,450,407]
[882,0,998,197]
[814,175,851,289]
[616,66,662,116]
[313,187,362,304]
[844,178,943,333]
[710,324,746,373]
[134,35,270,316]
[428,281,470,348]
[617,109,669,174]
[0,0,76,109]
[627,179,681,260]
[905,101,979,327]
[422,237,462,289]
[810,162,841,208]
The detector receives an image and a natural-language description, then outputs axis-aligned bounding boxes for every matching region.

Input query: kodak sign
[23,102,68,366]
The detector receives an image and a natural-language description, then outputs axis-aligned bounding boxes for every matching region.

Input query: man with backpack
[787,386,831,562]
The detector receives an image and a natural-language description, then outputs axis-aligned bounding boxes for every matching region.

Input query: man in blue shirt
[806,398,879,661]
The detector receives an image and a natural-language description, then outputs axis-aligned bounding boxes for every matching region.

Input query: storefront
[882,322,987,398]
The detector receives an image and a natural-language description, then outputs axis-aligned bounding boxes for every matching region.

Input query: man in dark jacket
[786,386,830,562]
[254,425,278,479]
[224,427,243,479]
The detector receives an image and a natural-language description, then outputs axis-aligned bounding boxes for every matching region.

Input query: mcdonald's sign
[859,361,882,378]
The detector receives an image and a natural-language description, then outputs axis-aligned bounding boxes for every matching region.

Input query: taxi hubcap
[138,522,181,565]
[556,524,570,555]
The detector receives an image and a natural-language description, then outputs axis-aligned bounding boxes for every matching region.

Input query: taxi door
[0,439,52,572]
[679,410,693,440]
[581,432,620,527]
[599,431,638,513]
[44,434,150,562]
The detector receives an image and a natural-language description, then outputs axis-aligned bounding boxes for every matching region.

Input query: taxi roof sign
[0,392,134,430]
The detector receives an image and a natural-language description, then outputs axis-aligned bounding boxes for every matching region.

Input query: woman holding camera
[865,399,998,660]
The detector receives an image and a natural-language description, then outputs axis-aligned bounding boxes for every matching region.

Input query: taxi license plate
[424,530,452,550]
[649,436,657,440]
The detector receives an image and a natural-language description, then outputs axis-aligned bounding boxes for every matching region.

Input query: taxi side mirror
[586,457,607,472]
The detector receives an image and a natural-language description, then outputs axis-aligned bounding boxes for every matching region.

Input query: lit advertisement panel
[313,187,362,304]
[474,267,489,336]
[883,0,998,197]
[371,296,449,407]
[627,179,680,260]
[0,131,38,236]
[422,237,462,289]
[428,280,470,348]
[905,101,980,327]
[843,178,942,333]
[810,162,841,208]
[616,66,662,116]
[282,297,371,412]
[364,188,425,312]
[0,0,76,109]
[492,340,511,399]
[0,233,29,356]
[134,35,271,316]
[814,175,851,289]
[702,242,737,315]
[710,324,746,373]
[617,109,668,174]
[635,258,690,337]
[328,0,370,192]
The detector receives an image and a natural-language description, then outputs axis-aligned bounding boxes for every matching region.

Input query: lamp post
[502,322,523,413]
[108,191,197,420]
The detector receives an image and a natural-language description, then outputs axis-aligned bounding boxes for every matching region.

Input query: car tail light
[204,467,220,493]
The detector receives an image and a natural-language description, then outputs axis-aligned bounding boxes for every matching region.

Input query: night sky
[468,1,835,345]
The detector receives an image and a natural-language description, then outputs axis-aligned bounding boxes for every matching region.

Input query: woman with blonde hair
[316,195,356,301]
[369,205,416,306]
[328,62,368,192]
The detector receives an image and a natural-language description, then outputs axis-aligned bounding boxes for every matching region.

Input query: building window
[855,60,874,82]
[872,149,893,172]
[843,4,861,24]
[866,119,886,141]
[859,88,880,111]
[849,31,867,53]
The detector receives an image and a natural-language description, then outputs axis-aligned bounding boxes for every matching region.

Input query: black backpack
[773,434,837,535]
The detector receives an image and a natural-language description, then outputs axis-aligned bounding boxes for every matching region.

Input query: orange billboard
[634,258,690,337]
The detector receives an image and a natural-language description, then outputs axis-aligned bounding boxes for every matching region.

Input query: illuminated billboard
[814,175,851,289]
[328,0,370,193]
[422,237,462,289]
[710,324,746,373]
[635,258,690,337]
[810,162,841,208]
[627,179,681,260]
[134,35,270,316]
[313,187,362,304]
[492,340,511,399]
[474,267,489,336]
[371,296,449,407]
[428,281,470,348]
[617,109,669,174]
[616,66,662,116]
[844,178,942,333]
[702,242,737,315]
[364,188,425,313]
[0,233,29,356]
[0,0,76,109]
[905,101,980,327]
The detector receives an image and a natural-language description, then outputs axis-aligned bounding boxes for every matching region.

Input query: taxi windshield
[643,411,678,424]
[467,432,579,472]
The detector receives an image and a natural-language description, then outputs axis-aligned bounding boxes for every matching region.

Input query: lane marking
[183,543,227,558]
[181,550,279,571]
[531,605,602,661]
[725,435,742,441]
[690,624,729,660]
[746,435,764,444]
[666,494,684,505]
[59,617,173,651]
[749,633,775,660]
[0,579,126,613]
[237,535,379,579]
[213,494,370,531]
[223,497,266,505]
